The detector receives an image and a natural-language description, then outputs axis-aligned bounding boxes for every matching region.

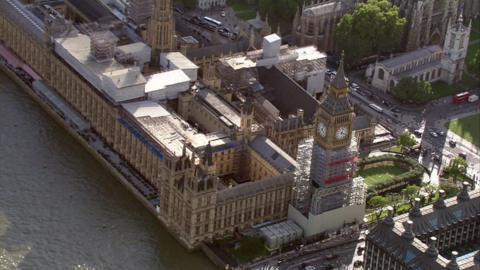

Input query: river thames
[0,72,214,269]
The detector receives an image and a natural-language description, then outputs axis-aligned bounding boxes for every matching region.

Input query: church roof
[380,45,442,69]
[303,0,352,17]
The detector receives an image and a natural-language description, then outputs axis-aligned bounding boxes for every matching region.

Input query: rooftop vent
[402,220,415,241]
[425,236,438,258]
[457,181,471,202]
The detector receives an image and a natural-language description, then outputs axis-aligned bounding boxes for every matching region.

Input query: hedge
[359,154,424,195]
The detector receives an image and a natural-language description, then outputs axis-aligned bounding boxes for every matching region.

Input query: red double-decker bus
[453,91,470,104]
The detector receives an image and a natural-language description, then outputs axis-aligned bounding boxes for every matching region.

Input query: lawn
[447,113,480,147]
[431,72,479,99]
[217,236,269,263]
[229,0,257,20]
[359,165,408,188]
[470,18,480,41]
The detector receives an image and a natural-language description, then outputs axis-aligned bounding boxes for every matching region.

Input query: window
[377,68,385,80]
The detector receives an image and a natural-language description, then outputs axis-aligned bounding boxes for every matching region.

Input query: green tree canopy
[444,156,468,183]
[258,0,300,23]
[368,195,388,221]
[439,182,460,198]
[396,131,417,152]
[402,185,420,206]
[468,48,480,78]
[335,0,406,64]
[392,77,433,103]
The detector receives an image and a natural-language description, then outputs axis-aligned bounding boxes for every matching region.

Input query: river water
[0,72,214,270]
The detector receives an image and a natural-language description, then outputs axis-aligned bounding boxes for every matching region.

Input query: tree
[423,184,437,203]
[258,0,299,23]
[385,193,402,215]
[401,185,420,207]
[392,77,433,103]
[468,48,480,78]
[335,0,406,65]
[439,182,460,198]
[368,195,388,221]
[444,156,468,183]
[396,131,417,153]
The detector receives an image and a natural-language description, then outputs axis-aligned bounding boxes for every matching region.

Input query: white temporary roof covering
[145,69,190,93]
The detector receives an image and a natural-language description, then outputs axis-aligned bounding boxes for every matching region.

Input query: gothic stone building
[365,185,480,270]
[292,0,357,53]
[392,0,460,51]
[366,15,471,92]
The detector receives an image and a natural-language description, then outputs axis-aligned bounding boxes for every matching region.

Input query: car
[459,153,467,160]
[432,154,441,163]
[449,140,456,147]
[350,82,359,88]
[439,131,445,136]
[430,131,438,138]
[220,10,226,17]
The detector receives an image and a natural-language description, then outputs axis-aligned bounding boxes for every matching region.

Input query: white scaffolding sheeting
[291,138,314,214]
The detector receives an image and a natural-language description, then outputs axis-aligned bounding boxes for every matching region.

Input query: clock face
[318,122,327,137]
[335,126,348,140]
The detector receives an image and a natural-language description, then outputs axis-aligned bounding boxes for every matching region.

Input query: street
[346,73,480,187]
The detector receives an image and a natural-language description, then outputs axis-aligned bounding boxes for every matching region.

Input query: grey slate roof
[249,135,298,173]
[257,66,319,124]
[353,115,371,130]
[367,189,480,270]
[380,45,442,69]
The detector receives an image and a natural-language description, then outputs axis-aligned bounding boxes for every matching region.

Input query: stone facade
[292,0,356,53]
[365,186,480,270]
[197,0,226,10]
[0,0,296,250]
[366,15,471,92]
[392,0,460,51]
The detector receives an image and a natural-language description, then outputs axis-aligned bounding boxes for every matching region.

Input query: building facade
[392,0,460,51]
[365,185,480,270]
[0,0,299,250]
[197,0,226,10]
[366,15,471,92]
[292,0,356,53]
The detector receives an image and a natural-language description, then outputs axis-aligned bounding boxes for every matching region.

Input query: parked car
[430,131,438,138]
[459,152,467,160]
[439,131,445,136]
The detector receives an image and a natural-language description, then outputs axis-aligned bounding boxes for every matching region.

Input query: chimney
[409,197,422,218]
[457,181,471,202]
[297,108,304,118]
[425,236,438,258]
[383,206,394,227]
[447,251,459,270]
[434,189,446,209]
[402,220,415,241]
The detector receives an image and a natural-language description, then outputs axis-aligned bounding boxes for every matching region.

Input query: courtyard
[447,113,480,148]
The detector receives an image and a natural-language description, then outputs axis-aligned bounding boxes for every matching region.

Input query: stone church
[393,0,461,51]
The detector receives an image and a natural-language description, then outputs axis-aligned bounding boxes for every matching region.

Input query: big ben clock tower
[288,54,366,237]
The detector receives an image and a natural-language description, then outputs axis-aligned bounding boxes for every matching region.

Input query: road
[345,73,480,187]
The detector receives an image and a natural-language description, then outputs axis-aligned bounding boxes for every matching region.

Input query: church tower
[147,0,175,66]
[441,14,471,83]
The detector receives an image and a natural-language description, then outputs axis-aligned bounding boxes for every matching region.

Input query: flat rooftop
[122,101,232,157]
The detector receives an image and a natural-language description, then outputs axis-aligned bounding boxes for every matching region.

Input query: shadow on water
[0,72,214,270]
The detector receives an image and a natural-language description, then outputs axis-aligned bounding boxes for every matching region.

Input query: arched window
[377,68,385,80]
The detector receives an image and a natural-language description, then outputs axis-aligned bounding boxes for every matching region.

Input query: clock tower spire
[314,52,354,150]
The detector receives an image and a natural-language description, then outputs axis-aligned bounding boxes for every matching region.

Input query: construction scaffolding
[89,31,118,62]
[127,0,153,25]
[291,138,314,215]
